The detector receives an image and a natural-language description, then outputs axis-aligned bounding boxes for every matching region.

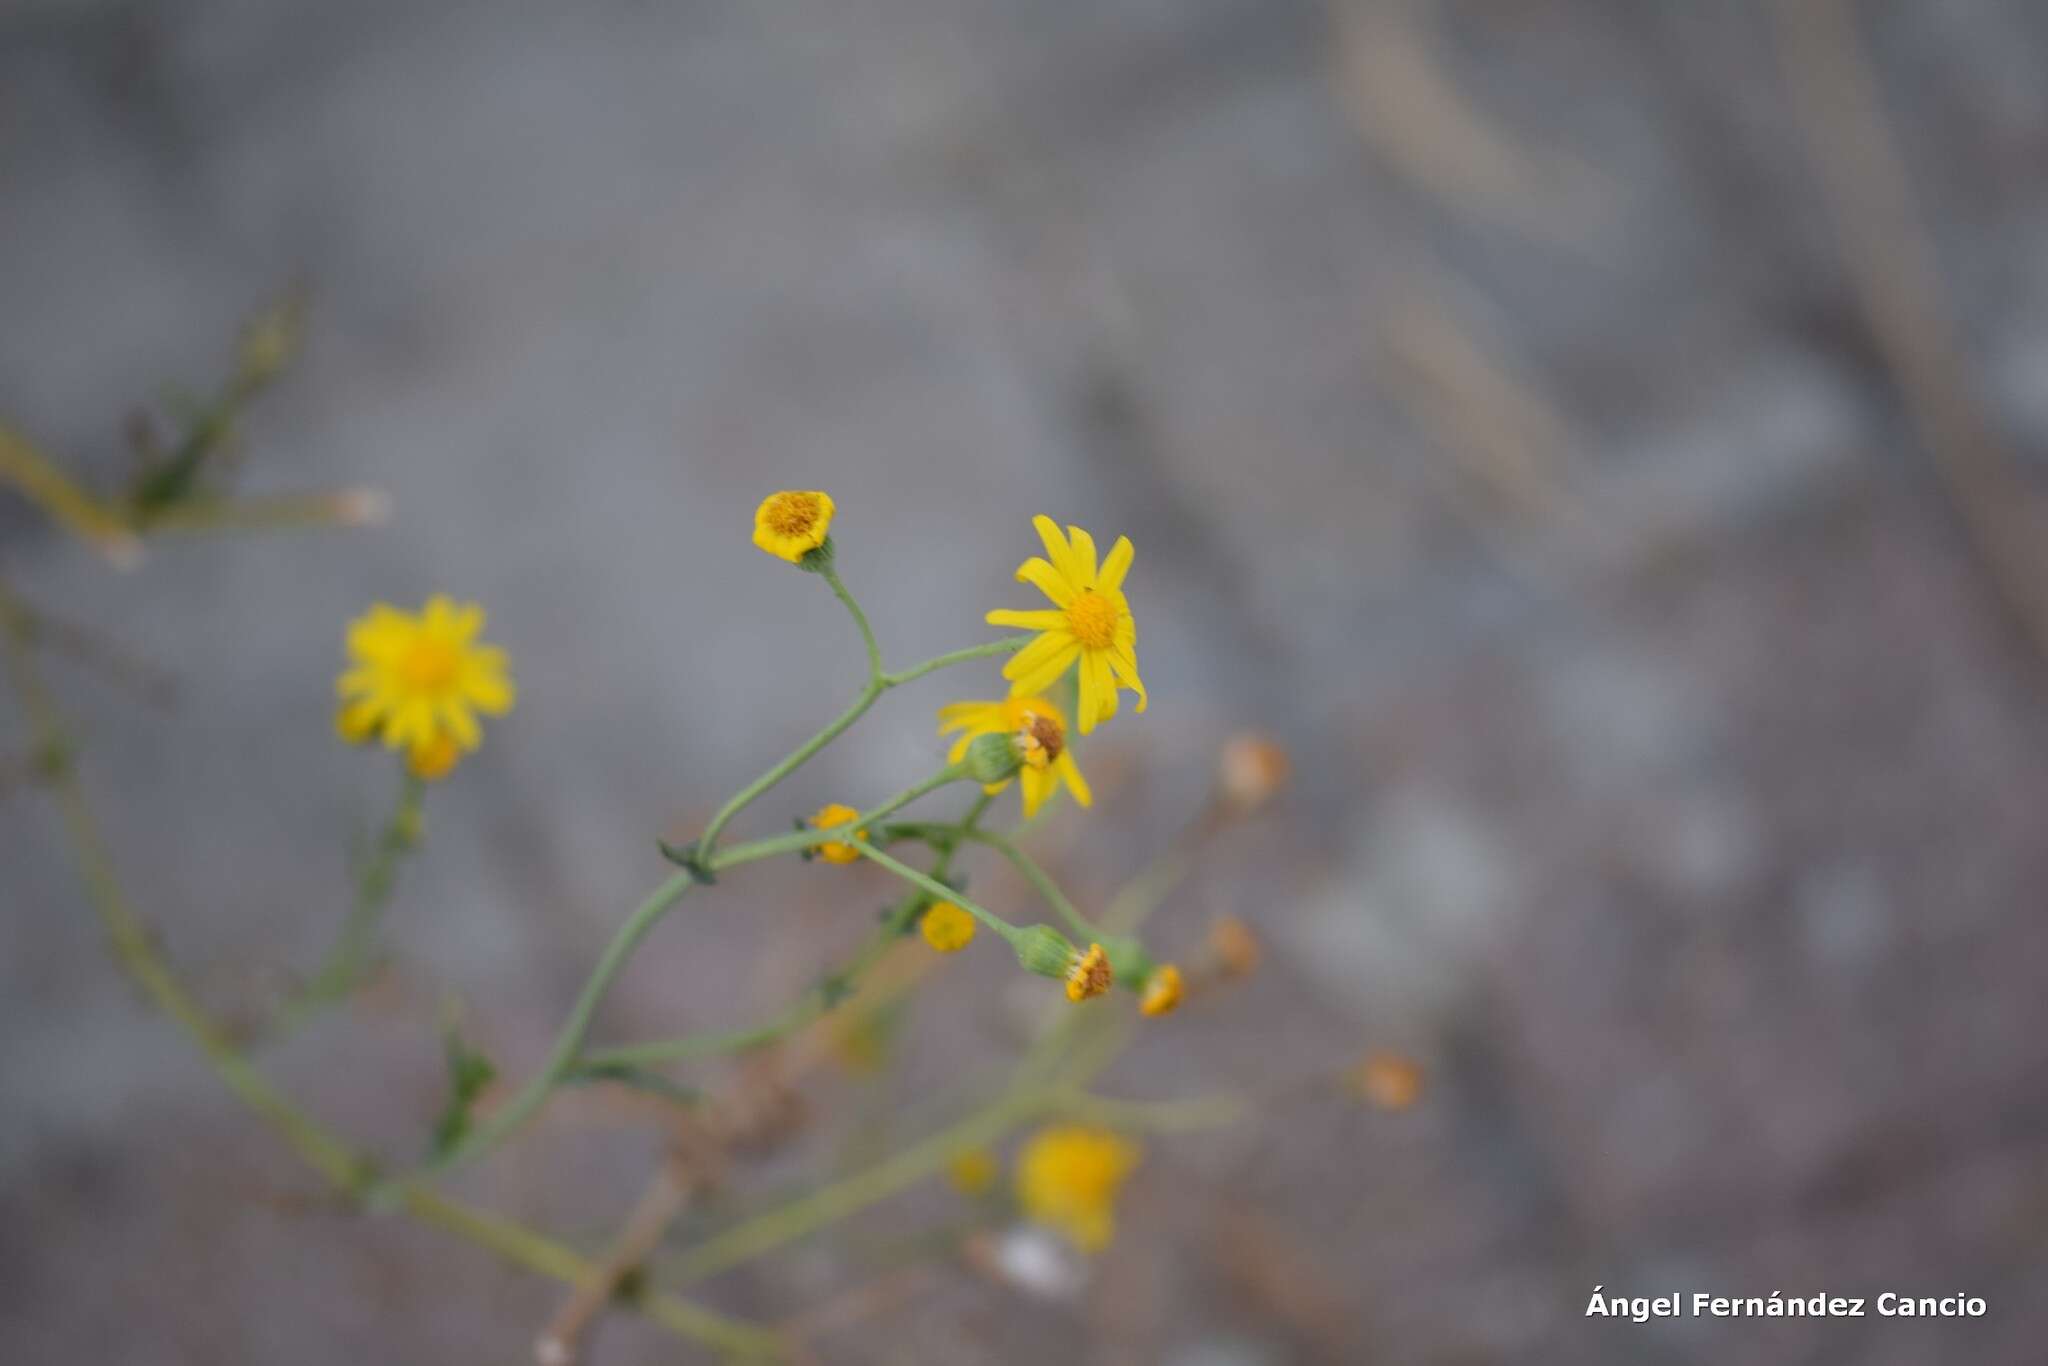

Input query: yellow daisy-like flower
[335,596,515,782]
[1015,1126,1141,1253]
[920,901,977,952]
[936,694,1093,820]
[986,516,1146,735]
[1065,941,1113,1003]
[807,802,865,864]
[753,490,835,562]
[1138,963,1184,1017]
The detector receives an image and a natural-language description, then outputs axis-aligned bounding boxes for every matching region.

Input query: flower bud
[1013,924,1079,980]
[965,730,1022,785]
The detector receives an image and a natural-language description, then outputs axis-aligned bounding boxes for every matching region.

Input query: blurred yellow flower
[920,901,976,952]
[1348,1051,1425,1112]
[753,490,835,562]
[1016,1126,1140,1252]
[1065,941,1113,1003]
[807,802,865,864]
[947,1147,998,1195]
[986,516,1145,734]
[335,596,514,781]
[1138,964,1183,1017]
[936,694,1092,819]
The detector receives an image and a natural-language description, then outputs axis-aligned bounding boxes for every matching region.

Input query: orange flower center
[1015,709,1064,768]
[763,492,823,538]
[398,638,459,691]
[1065,591,1119,649]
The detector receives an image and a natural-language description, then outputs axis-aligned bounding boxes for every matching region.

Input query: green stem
[821,563,881,681]
[705,763,967,872]
[414,870,697,1178]
[669,1091,1047,1284]
[896,824,1101,942]
[281,770,425,1031]
[581,794,995,1074]
[880,637,1025,688]
[0,586,777,1359]
[846,837,1029,948]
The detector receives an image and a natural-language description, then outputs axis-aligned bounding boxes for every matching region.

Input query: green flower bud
[1013,924,1079,980]
[964,731,1021,785]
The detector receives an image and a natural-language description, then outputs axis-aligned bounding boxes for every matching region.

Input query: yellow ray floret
[985,516,1146,735]
[753,490,835,562]
[1016,1125,1141,1252]
[936,694,1092,819]
[335,596,515,781]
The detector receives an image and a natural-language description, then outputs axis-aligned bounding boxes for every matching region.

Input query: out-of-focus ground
[6,1,2048,1361]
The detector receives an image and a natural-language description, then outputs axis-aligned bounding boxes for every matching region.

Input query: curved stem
[899,824,1101,942]
[0,589,776,1359]
[669,1091,1048,1284]
[417,870,697,1177]
[821,564,881,682]
[847,837,1028,947]
[706,763,967,872]
[880,636,1025,688]
[279,769,425,1032]
[584,793,996,1074]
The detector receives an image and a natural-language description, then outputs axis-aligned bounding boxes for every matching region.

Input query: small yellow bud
[1138,964,1183,1017]
[920,901,976,953]
[807,802,865,864]
[753,490,835,564]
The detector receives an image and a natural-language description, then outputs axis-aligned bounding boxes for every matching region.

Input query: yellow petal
[1002,629,1076,684]
[1056,752,1092,807]
[1109,642,1147,714]
[1007,637,1081,697]
[985,609,1067,631]
[1097,536,1134,593]
[1013,557,1075,607]
[1033,515,1079,584]
[1064,525,1098,587]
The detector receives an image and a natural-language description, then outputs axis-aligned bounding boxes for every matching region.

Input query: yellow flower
[986,516,1146,735]
[807,802,865,864]
[947,1148,998,1196]
[936,694,1092,819]
[1138,964,1183,1017]
[753,490,835,562]
[1064,941,1113,1003]
[920,901,976,952]
[1015,1126,1140,1252]
[335,596,515,781]
[1208,915,1262,979]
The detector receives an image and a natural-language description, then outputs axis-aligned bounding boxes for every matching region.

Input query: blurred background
[6,0,2048,1361]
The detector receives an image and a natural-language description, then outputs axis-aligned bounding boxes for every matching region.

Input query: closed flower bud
[965,730,1022,785]
[1217,732,1290,814]
[1013,924,1080,980]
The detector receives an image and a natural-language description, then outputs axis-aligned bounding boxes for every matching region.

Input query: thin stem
[0,422,143,566]
[695,680,882,862]
[901,824,1102,942]
[581,793,995,1074]
[415,870,697,1178]
[0,586,774,1359]
[668,1091,1047,1284]
[821,564,882,682]
[880,637,1024,688]
[706,763,967,872]
[847,837,1028,948]
[280,770,424,1032]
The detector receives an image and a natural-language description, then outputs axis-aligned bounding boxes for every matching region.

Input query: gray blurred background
[6,0,2048,1361]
